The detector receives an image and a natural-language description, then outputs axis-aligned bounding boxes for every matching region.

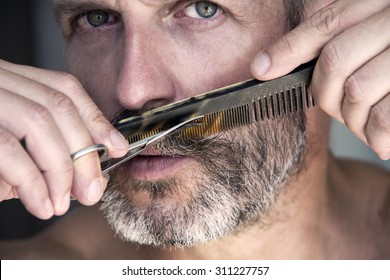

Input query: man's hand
[251,0,390,160]
[0,60,129,219]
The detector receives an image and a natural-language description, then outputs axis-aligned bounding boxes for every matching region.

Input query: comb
[115,60,316,143]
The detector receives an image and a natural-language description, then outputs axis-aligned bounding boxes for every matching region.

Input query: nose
[116,28,177,112]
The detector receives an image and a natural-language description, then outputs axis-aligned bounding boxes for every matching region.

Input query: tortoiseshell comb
[115,60,316,144]
[71,60,316,175]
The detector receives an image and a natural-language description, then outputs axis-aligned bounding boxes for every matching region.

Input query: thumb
[250,10,331,81]
[250,34,320,81]
[250,0,385,81]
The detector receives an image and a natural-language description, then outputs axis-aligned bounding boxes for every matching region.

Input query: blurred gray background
[0,1,389,239]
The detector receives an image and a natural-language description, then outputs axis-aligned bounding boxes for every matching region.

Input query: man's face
[55,0,306,247]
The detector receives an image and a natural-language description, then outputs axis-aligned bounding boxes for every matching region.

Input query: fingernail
[252,52,271,76]
[88,177,105,202]
[104,173,111,183]
[59,192,71,213]
[110,130,128,150]
[44,198,54,216]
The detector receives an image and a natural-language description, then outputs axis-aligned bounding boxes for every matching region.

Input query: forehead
[53,0,276,13]
[53,0,253,5]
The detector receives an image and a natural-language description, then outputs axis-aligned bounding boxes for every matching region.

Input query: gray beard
[100,112,307,247]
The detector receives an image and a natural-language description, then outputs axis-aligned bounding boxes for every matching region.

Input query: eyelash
[69,1,225,33]
[175,1,224,20]
[72,10,120,31]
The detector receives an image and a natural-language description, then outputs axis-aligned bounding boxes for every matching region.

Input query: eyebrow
[54,0,111,23]
[54,0,246,22]
[53,0,177,17]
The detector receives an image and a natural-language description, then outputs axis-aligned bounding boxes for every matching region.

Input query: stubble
[100,112,307,247]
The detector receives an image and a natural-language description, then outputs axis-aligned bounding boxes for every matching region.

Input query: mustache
[110,108,141,124]
[111,108,219,156]
[156,132,219,157]
[111,102,168,124]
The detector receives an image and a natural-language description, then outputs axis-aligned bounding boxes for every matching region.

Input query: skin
[0,0,389,259]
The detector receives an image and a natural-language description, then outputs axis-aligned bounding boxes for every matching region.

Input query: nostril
[140,99,175,112]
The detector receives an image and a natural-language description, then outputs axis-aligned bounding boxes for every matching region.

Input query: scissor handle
[71,144,108,161]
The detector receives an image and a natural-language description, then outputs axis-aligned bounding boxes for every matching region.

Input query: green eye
[87,10,109,27]
[195,1,218,18]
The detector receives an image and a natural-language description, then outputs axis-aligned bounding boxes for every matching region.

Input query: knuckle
[46,91,77,116]
[344,75,364,105]
[82,104,109,129]
[27,103,54,127]
[369,103,390,133]
[311,84,338,117]
[366,102,390,156]
[0,129,19,151]
[60,72,84,92]
[279,35,299,56]
[311,6,341,38]
[320,41,345,75]
[86,108,106,125]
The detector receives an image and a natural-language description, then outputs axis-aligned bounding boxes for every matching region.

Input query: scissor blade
[101,117,202,175]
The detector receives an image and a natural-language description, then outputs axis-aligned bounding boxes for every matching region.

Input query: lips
[123,149,190,180]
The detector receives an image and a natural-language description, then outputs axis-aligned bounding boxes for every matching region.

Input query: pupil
[87,11,109,27]
[195,2,218,18]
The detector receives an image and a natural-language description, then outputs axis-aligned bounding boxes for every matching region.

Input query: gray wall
[331,121,390,169]
[33,0,65,71]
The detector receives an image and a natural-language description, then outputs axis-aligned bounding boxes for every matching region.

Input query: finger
[0,70,102,207]
[0,68,105,205]
[365,93,390,160]
[0,177,17,201]
[251,0,390,79]
[0,90,73,214]
[71,172,109,206]
[0,126,54,220]
[342,48,390,146]
[0,60,129,158]
[314,6,390,122]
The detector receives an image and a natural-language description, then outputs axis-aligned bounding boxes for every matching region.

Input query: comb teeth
[255,83,314,120]
[126,83,314,144]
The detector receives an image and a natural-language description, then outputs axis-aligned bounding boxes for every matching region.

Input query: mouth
[123,148,191,181]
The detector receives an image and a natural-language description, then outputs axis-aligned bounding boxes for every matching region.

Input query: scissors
[71,117,202,176]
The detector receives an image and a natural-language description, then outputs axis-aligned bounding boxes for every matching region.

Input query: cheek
[169,33,251,98]
[65,33,124,116]
[172,20,284,97]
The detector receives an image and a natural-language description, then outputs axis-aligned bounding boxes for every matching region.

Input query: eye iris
[87,11,109,27]
[195,2,218,18]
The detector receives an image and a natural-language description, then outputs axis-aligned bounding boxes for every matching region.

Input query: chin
[99,117,307,247]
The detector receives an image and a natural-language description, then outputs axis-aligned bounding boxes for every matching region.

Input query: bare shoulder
[0,205,131,260]
[0,235,81,260]
[331,158,390,258]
